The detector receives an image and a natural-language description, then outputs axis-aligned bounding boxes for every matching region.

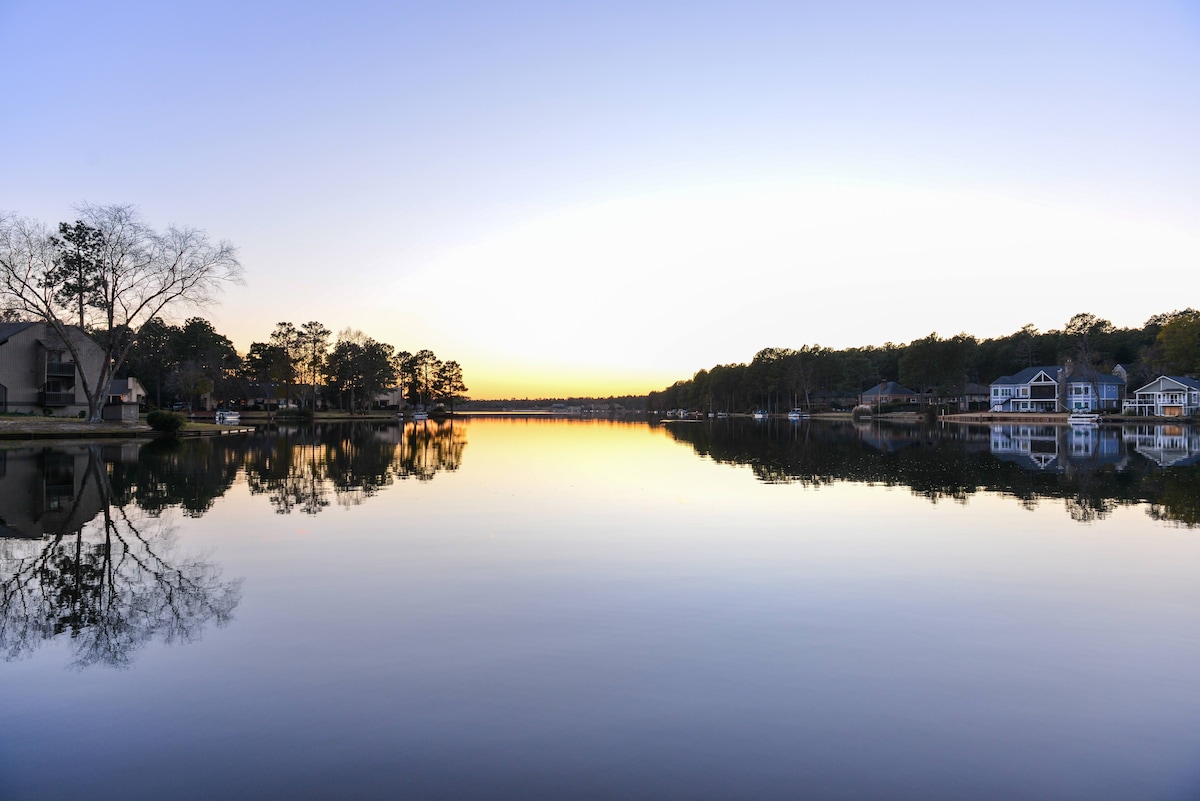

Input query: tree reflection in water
[662,418,1200,527]
[244,420,466,513]
[0,446,242,669]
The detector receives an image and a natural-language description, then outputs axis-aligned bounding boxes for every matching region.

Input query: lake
[2,416,1199,800]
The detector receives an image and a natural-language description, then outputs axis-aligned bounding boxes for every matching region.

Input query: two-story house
[1124,376,1200,417]
[989,365,1124,413]
[0,321,107,416]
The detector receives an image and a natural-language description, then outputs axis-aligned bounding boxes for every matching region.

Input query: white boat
[752,410,769,420]
[410,410,429,421]
[787,408,809,421]
[214,410,240,424]
[716,412,729,419]
[1067,412,1100,426]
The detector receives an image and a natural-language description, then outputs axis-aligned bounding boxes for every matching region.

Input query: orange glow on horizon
[462,365,669,400]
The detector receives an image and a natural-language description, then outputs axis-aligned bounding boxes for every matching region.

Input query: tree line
[662,419,1200,526]
[649,310,1200,413]
[125,317,467,413]
[1,204,242,421]
[0,203,466,417]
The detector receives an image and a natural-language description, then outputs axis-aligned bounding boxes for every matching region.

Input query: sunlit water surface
[2,417,1200,800]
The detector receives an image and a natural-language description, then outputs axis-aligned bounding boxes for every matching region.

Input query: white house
[1123,376,1200,417]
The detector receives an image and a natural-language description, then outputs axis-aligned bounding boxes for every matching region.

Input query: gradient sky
[2,1,1198,398]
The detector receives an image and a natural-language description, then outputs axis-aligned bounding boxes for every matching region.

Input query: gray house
[0,321,107,416]
[859,381,920,407]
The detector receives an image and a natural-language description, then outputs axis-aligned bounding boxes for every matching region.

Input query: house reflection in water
[0,444,139,540]
[989,425,1126,472]
[1,441,242,669]
[1121,424,1200,467]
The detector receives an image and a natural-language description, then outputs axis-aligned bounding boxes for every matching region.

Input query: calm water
[2,417,1200,800]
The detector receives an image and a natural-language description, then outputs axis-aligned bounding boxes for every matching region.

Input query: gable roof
[0,321,38,344]
[991,366,1059,386]
[1133,375,1200,394]
[991,365,1125,387]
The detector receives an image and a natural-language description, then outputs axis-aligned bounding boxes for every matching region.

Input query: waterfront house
[0,321,106,416]
[859,381,919,408]
[989,365,1124,413]
[1123,376,1200,417]
[990,367,1061,412]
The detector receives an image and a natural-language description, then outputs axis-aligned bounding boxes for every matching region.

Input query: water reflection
[243,420,466,513]
[662,418,1200,526]
[0,445,242,668]
[0,420,466,667]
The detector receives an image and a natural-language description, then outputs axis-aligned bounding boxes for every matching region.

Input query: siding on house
[990,365,1125,413]
[1125,376,1200,417]
[0,322,107,416]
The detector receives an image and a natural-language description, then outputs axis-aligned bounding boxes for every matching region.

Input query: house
[859,381,920,408]
[107,377,148,407]
[989,365,1124,413]
[1123,376,1200,417]
[938,382,991,412]
[0,321,106,416]
[1063,367,1124,411]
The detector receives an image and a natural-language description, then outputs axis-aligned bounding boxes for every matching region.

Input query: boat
[716,412,729,419]
[1067,412,1100,426]
[410,410,429,421]
[787,408,809,421]
[214,410,240,424]
[752,410,769,420]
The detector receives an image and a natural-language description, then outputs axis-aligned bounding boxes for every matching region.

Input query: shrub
[147,410,186,434]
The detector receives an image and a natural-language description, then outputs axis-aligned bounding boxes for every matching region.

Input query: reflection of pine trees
[395,420,467,483]
[663,419,1200,526]
[242,421,466,513]
[0,448,242,669]
[1147,468,1200,527]
[109,438,244,516]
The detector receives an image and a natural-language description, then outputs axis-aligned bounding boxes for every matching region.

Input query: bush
[147,410,186,433]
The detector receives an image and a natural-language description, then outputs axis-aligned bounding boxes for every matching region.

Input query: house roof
[861,381,917,398]
[108,377,145,394]
[991,366,1059,386]
[991,365,1124,386]
[0,321,37,344]
[1074,372,1125,386]
[1133,375,1200,393]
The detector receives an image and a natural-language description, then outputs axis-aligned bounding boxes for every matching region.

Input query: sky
[2,1,1198,398]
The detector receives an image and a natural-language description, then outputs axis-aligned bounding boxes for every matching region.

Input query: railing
[45,361,76,378]
[39,391,76,406]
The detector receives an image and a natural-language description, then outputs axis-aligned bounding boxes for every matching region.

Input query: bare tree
[0,204,243,422]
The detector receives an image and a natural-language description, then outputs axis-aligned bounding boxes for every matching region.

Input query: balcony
[39,391,76,406]
[45,361,76,378]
